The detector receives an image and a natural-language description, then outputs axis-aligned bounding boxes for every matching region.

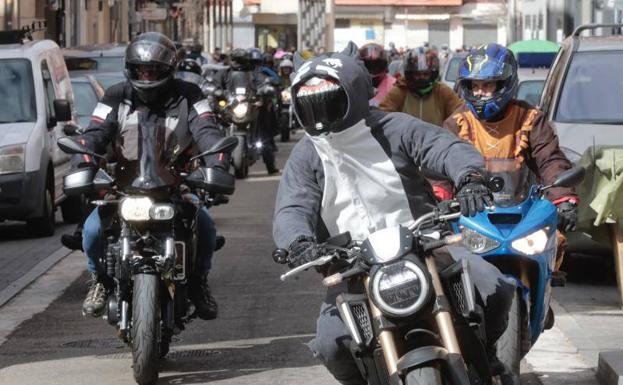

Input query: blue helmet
[457,44,518,121]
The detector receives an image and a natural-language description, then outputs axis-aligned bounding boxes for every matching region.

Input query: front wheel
[496,290,522,376]
[232,134,249,179]
[405,365,446,385]
[132,274,160,385]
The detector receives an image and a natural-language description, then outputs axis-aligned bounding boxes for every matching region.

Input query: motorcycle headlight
[281,90,291,102]
[0,144,25,175]
[232,102,248,118]
[370,259,430,317]
[120,197,153,221]
[149,204,175,221]
[511,227,550,255]
[460,227,500,254]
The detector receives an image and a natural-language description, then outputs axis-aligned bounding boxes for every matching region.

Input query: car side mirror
[54,99,72,122]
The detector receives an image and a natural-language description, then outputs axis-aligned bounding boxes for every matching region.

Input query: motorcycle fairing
[456,185,558,344]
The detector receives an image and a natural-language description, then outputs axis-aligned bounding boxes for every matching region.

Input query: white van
[0,38,81,236]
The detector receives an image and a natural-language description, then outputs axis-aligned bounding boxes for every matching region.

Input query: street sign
[139,7,167,21]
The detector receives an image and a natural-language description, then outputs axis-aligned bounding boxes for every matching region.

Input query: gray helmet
[124,32,178,102]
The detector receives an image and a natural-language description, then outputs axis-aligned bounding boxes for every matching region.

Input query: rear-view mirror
[54,99,72,122]
[552,166,585,188]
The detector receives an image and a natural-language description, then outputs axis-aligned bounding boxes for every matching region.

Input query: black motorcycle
[58,135,238,385]
[274,204,502,385]
[278,86,296,142]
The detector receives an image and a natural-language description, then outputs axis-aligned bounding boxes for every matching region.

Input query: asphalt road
[0,131,557,385]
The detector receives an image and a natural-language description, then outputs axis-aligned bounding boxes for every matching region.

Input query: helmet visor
[364,59,387,75]
[294,77,348,133]
[127,63,173,82]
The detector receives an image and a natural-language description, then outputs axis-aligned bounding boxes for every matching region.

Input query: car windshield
[555,51,623,124]
[517,80,545,107]
[444,57,462,82]
[93,57,125,72]
[0,59,36,124]
[71,82,99,117]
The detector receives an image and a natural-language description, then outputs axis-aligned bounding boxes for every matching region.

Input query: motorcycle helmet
[247,48,262,68]
[457,43,518,121]
[262,52,274,68]
[292,42,371,136]
[403,47,440,96]
[177,58,202,75]
[125,32,178,103]
[230,48,249,70]
[278,59,294,78]
[358,43,389,88]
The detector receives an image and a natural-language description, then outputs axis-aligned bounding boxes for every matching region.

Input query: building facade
[240,0,508,51]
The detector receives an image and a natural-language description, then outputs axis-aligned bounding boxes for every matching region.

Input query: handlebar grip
[422,239,447,253]
[272,248,289,264]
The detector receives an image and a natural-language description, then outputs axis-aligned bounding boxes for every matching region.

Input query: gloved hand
[557,201,578,232]
[456,175,494,217]
[287,235,319,268]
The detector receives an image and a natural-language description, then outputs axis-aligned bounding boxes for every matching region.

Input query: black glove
[557,201,578,233]
[456,175,494,217]
[287,235,319,268]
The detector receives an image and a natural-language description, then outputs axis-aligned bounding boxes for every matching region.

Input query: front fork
[365,254,467,379]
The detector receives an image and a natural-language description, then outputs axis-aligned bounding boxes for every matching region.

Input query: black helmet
[230,48,249,69]
[262,52,274,67]
[125,32,178,103]
[247,48,262,67]
[177,58,202,75]
[403,47,440,96]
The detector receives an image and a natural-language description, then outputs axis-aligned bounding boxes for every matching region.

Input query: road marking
[0,246,72,308]
[0,251,84,347]
[245,175,282,182]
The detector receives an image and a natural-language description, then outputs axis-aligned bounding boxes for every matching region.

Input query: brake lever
[280,255,335,281]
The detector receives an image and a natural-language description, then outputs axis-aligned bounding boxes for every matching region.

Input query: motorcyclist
[379,46,463,127]
[357,43,395,106]
[175,57,204,86]
[443,43,578,279]
[187,42,208,65]
[75,32,223,321]
[273,42,515,385]
[278,59,294,88]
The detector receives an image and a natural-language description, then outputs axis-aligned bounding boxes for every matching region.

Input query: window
[0,59,36,123]
[41,60,57,124]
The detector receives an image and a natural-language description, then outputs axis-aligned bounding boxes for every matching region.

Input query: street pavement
[0,130,616,385]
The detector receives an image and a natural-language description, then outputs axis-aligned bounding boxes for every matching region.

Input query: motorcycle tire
[496,290,521,376]
[131,274,160,385]
[405,364,446,385]
[232,135,249,179]
[279,115,290,142]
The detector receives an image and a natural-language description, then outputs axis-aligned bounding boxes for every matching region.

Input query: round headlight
[149,204,175,221]
[370,259,430,317]
[120,197,153,221]
[232,102,248,118]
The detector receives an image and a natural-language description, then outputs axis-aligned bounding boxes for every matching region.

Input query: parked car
[516,67,549,107]
[70,75,105,129]
[63,44,126,90]
[0,35,81,235]
[538,23,623,256]
[539,24,623,155]
[441,51,467,90]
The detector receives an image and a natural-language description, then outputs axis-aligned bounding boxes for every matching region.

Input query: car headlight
[120,197,153,221]
[511,227,550,255]
[370,259,430,317]
[232,102,248,118]
[0,144,25,175]
[460,227,500,254]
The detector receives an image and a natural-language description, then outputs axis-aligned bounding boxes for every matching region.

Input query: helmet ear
[341,41,359,58]
[293,52,305,70]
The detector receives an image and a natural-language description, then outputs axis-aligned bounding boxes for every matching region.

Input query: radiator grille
[351,303,373,343]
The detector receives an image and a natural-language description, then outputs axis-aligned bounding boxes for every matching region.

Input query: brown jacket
[379,79,463,127]
[443,100,576,202]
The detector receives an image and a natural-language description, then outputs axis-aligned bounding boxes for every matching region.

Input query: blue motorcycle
[453,164,584,377]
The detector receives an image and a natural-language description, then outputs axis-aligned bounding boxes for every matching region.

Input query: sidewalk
[529,254,623,385]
